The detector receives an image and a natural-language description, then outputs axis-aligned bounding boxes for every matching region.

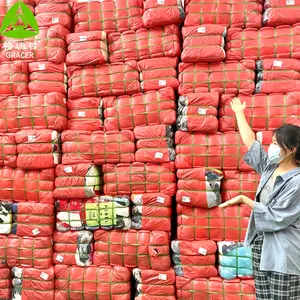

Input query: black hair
[274,124,300,162]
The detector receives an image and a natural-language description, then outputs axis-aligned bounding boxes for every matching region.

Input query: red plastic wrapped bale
[0,168,55,204]
[171,240,218,278]
[184,0,263,29]
[175,131,268,170]
[0,93,67,133]
[0,133,17,167]
[53,230,93,267]
[178,61,256,95]
[12,267,54,300]
[28,62,67,95]
[108,25,181,63]
[219,92,300,132]
[0,268,11,300]
[94,229,171,270]
[131,193,172,232]
[0,25,69,63]
[133,268,176,300]
[103,88,176,131]
[0,235,52,269]
[135,148,175,163]
[176,277,256,300]
[138,57,179,92]
[54,163,101,199]
[68,61,140,99]
[177,204,251,241]
[35,2,72,30]
[177,168,223,208]
[92,131,136,164]
[256,130,273,144]
[181,25,226,62]
[35,0,70,3]
[15,129,61,169]
[103,162,177,196]
[0,0,34,24]
[0,62,28,96]
[11,203,54,237]
[72,0,143,33]
[67,97,104,132]
[55,265,131,300]
[177,93,219,133]
[66,31,108,66]
[225,25,300,61]
[221,171,260,202]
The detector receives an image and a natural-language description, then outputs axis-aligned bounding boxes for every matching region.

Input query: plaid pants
[252,234,300,300]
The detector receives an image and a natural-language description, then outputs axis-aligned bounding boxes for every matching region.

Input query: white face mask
[268,144,285,164]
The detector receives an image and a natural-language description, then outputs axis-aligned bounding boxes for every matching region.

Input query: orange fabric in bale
[103,88,176,131]
[176,277,256,300]
[178,60,256,95]
[93,229,171,270]
[103,162,177,196]
[108,25,181,63]
[54,265,131,300]
[177,204,251,241]
[0,268,11,300]
[68,61,140,99]
[0,133,17,167]
[0,93,67,133]
[219,92,300,132]
[0,167,55,204]
[72,0,143,33]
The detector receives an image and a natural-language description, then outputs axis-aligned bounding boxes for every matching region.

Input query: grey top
[259,176,274,206]
[243,141,300,275]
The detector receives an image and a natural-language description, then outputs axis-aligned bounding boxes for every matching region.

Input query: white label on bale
[157,196,165,204]
[198,108,208,115]
[157,0,165,4]
[78,111,86,117]
[28,135,36,142]
[158,80,166,86]
[32,228,40,236]
[40,272,49,281]
[182,196,191,203]
[273,60,283,67]
[198,247,208,255]
[79,36,87,42]
[64,166,73,173]
[198,27,206,33]
[286,0,295,5]
[56,255,64,262]
[155,152,163,159]
[52,17,59,24]
[159,274,167,280]
[38,64,46,70]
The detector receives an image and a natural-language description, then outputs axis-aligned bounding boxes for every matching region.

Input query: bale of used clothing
[177,92,219,133]
[103,88,176,131]
[0,268,11,300]
[131,193,172,232]
[172,240,218,279]
[54,265,131,300]
[0,202,12,235]
[93,229,171,270]
[218,241,253,280]
[0,0,34,24]
[177,204,251,241]
[0,93,67,133]
[53,230,93,267]
[0,133,17,167]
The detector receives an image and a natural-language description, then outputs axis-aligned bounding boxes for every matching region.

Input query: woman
[219,98,300,299]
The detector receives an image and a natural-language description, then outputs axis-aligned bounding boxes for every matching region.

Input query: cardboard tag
[198,247,208,255]
[182,196,191,203]
[64,166,73,173]
[32,228,40,236]
[40,272,49,281]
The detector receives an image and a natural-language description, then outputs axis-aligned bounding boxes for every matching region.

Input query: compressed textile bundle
[256,59,300,93]
[218,241,253,280]
[184,0,263,29]
[68,61,140,99]
[72,0,143,33]
[219,92,300,131]
[225,25,300,60]
[176,277,256,299]
[94,229,171,270]
[53,230,93,267]
[138,57,179,92]
[103,162,177,196]
[176,168,223,208]
[0,62,29,96]
[12,267,54,300]
[0,0,34,24]
[66,31,108,66]
[177,204,251,241]
[11,203,54,237]
[0,235,53,269]
[178,60,256,95]
[171,240,218,279]
[133,268,176,300]
[0,93,67,133]
[221,171,260,202]
[53,163,101,199]
[55,265,131,300]
[0,133,17,167]
[181,25,226,62]
[175,131,268,170]
[0,25,69,63]
[67,97,103,132]
[0,202,12,234]
[103,88,176,131]
[0,168,55,204]
[15,129,61,169]
[131,193,172,232]
[0,268,11,300]
[177,92,219,133]
[108,25,181,63]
